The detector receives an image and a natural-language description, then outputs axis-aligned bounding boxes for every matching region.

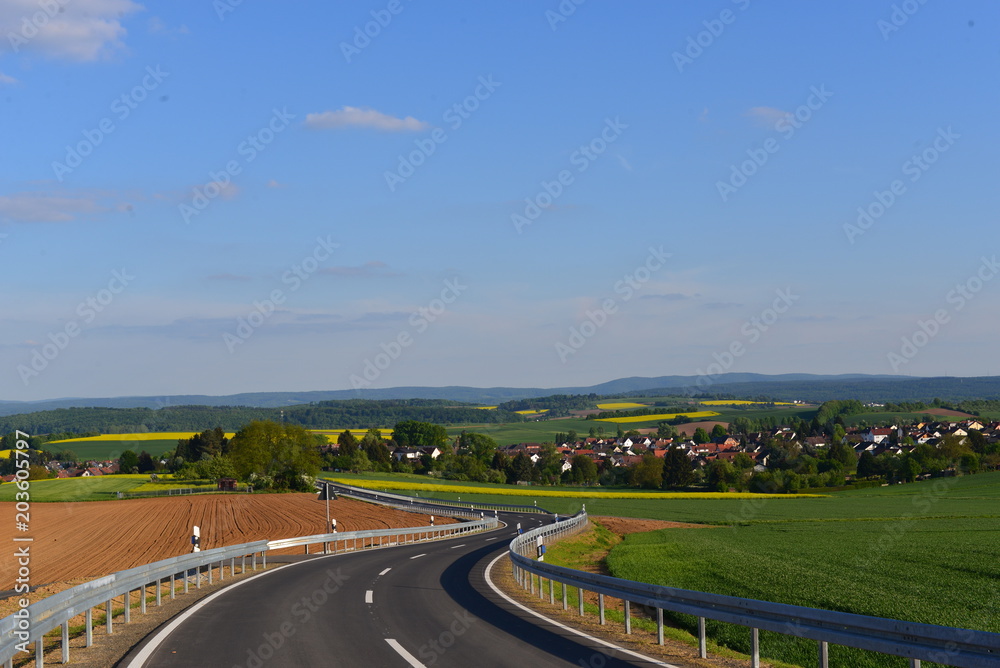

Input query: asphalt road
[122,512,667,668]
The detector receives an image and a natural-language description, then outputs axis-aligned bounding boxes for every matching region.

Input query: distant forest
[0,399,525,436]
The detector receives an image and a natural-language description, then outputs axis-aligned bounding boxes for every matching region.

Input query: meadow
[595,471,1000,668]
[0,475,150,502]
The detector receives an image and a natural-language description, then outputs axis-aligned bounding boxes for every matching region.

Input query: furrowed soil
[0,493,452,591]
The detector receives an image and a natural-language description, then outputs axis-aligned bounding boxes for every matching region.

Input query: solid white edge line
[379,567,392,576]
[125,521,513,668]
[124,560,298,668]
[385,638,427,667]
[410,553,427,560]
[365,589,374,603]
[483,552,680,668]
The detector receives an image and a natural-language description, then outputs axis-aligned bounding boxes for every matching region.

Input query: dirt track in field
[0,494,452,586]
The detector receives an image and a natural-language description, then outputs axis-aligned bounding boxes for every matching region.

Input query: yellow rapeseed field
[472,406,497,410]
[333,478,823,500]
[595,411,720,423]
[515,409,548,415]
[47,432,235,444]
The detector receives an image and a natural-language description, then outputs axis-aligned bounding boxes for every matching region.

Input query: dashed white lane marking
[450,544,466,549]
[385,639,426,667]
[485,537,498,541]
[365,590,374,604]
[410,553,427,560]
[379,567,392,576]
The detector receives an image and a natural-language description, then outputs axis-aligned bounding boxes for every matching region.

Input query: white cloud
[265,179,284,188]
[0,0,142,62]
[0,72,17,85]
[745,106,792,127]
[303,106,430,132]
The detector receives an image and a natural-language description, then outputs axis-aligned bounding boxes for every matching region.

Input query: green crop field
[0,475,149,502]
[44,438,178,461]
[598,472,1000,668]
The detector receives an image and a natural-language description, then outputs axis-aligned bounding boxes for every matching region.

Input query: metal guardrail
[509,513,1000,668]
[1,541,268,668]
[0,510,496,667]
[323,481,554,514]
[267,517,498,554]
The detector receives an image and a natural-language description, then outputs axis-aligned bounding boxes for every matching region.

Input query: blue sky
[1,0,998,400]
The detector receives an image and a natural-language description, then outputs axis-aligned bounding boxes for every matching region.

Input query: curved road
[121,512,667,668]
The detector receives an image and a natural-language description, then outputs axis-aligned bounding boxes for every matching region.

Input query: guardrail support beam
[698,617,707,658]
[34,639,42,668]
[751,627,759,668]
[657,608,664,645]
[598,594,605,625]
[85,608,93,646]
[549,577,554,605]
[910,660,920,668]
[819,641,829,668]
[578,587,584,616]
[61,621,69,663]
[624,600,631,634]
[124,591,131,623]
[106,599,112,634]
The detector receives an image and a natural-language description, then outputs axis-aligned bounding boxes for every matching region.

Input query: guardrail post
[910,661,920,668]
[106,599,113,634]
[85,608,93,646]
[751,628,759,668]
[549,577,555,605]
[141,584,147,613]
[657,608,664,645]
[562,581,568,610]
[819,641,829,668]
[62,621,69,663]
[171,573,176,599]
[262,551,267,568]
[34,639,42,668]
[698,617,707,658]
[231,557,235,577]
[598,594,605,625]
[208,564,213,585]
[124,591,131,622]
[530,574,535,596]
[624,600,631,634]
[220,560,224,581]
[578,587,584,616]
[196,568,201,589]
[252,553,257,570]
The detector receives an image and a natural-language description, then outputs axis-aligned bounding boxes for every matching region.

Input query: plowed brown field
[0,494,451,586]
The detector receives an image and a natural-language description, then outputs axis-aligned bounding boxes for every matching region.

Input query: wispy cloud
[0,0,142,62]
[745,106,791,128]
[0,191,104,222]
[0,72,17,85]
[147,16,189,38]
[303,107,430,132]
[640,292,697,302]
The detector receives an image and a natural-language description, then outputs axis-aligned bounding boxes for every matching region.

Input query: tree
[711,424,728,439]
[692,428,710,444]
[509,452,535,484]
[629,454,664,489]
[567,430,578,444]
[569,454,598,485]
[136,451,156,473]
[706,459,737,492]
[662,447,694,488]
[119,450,139,474]
[536,442,562,483]
[458,432,499,465]
[228,421,321,490]
[337,430,358,458]
[392,421,449,448]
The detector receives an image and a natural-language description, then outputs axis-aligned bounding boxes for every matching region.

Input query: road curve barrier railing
[509,512,1000,668]
[0,514,497,668]
[267,517,499,555]
[323,480,554,515]
[0,540,269,668]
